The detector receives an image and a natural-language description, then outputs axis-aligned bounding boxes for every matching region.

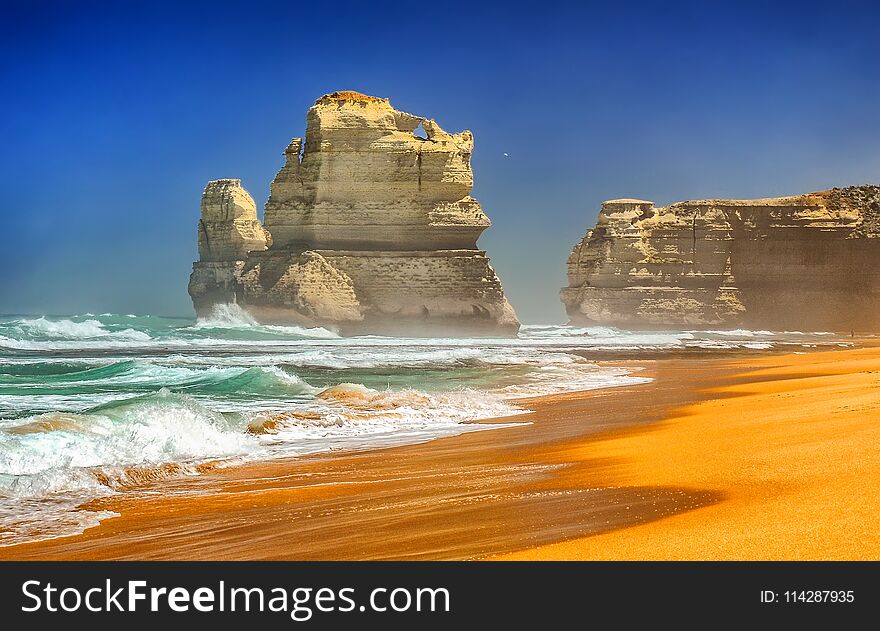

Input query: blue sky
[1,0,878,323]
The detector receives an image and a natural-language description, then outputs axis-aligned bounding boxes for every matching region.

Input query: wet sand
[2,346,879,560]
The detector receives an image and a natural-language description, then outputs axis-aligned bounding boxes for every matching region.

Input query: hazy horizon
[2,0,879,323]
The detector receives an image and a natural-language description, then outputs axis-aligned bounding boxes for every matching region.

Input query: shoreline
[2,345,879,560]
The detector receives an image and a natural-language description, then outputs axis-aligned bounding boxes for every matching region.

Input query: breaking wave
[192,303,340,340]
[195,303,260,327]
[3,316,151,343]
[0,378,528,545]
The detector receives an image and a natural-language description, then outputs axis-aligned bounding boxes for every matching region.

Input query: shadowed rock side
[189,91,519,335]
[561,186,880,330]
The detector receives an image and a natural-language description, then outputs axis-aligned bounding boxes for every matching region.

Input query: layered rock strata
[188,179,271,312]
[189,91,518,335]
[561,186,880,330]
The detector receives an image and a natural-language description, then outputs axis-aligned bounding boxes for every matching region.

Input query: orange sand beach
[2,345,879,560]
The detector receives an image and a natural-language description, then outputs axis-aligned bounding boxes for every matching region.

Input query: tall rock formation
[188,179,270,313]
[561,186,880,331]
[189,91,519,335]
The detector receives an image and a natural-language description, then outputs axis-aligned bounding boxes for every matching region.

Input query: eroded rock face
[264,92,486,250]
[197,179,271,261]
[189,91,519,335]
[561,186,880,331]
[237,251,364,325]
[188,179,271,314]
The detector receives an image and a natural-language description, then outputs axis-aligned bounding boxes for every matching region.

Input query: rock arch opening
[412,122,428,140]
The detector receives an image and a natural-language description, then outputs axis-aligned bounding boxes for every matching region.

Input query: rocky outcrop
[188,179,271,313]
[197,179,271,261]
[189,91,519,335]
[561,186,880,331]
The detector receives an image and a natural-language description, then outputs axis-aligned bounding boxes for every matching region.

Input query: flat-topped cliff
[189,91,519,335]
[561,186,880,331]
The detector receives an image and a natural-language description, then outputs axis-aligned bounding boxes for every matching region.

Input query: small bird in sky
[503,152,509,157]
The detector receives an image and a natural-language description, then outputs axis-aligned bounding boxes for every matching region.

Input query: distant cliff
[189,91,519,335]
[561,186,880,330]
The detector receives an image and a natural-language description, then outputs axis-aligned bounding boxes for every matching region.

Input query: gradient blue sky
[2,0,878,323]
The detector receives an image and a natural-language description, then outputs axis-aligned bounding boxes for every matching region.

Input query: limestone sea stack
[189,91,519,335]
[561,186,880,331]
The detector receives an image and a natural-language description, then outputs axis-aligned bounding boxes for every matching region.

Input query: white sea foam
[0,317,151,349]
[0,496,119,546]
[0,390,254,479]
[2,321,836,354]
[498,365,650,398]
[7,317,151,342]
[0,379,532,545]
[193,303,340,339]
[195,303,260,327]
[20,317,110,339]
[697,329,774,337]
